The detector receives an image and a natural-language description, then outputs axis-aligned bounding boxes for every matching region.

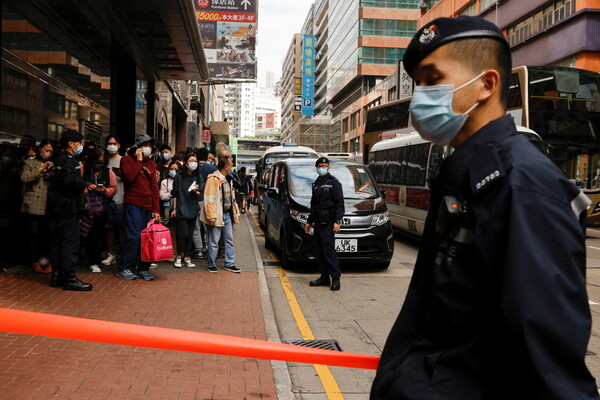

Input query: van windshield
[289,164,379,199]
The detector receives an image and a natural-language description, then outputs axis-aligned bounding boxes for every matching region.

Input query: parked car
[259,159,394,269]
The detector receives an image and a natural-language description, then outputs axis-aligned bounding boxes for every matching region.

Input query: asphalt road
[249,208,600,399]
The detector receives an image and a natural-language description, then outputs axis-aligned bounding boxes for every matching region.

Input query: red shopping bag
[141,221,174,262]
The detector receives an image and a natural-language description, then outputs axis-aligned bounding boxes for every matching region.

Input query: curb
[246,215,297,400]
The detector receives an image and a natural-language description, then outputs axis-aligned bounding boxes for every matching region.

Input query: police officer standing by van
[370,16,598,399]
[304,157,344,291]
[48,129,93,291]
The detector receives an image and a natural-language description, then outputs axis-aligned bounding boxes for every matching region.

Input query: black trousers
[313,221,340,278]
[85,213,107,266]
[176,217,196,258]
[50,213,80,273]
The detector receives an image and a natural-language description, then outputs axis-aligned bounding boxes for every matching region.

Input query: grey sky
[256,0,314,83]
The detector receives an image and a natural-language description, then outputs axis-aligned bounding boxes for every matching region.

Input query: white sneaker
[89,265,101,273]
[150,263,158,269]
[174,256,182,268]
[183,258,195,268]
[101,253,116,265]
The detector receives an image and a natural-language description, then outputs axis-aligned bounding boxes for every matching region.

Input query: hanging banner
[301,35,315,116]
[195,0,257,81]
[202,127,212,143]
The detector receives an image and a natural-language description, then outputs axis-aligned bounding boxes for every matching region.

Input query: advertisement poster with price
[195,0,257,81]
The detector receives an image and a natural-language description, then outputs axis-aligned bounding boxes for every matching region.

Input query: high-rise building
[419,0,600,71]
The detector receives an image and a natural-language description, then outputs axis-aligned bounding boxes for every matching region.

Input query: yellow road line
[277,263,344,400]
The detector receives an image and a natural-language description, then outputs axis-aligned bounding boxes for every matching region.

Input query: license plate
[335,239,357,253]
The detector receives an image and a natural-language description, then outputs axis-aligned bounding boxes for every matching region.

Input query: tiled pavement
[0,216,278,400]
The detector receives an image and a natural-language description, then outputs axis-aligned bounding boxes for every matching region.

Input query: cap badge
[419,25,437,45]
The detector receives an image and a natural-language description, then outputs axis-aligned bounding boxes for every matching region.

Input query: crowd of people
[0,130,255,292]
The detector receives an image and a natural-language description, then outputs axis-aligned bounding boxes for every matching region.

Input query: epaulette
[468,144,506,195]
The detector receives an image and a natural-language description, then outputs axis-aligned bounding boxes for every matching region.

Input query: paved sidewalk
[0,215,277,400]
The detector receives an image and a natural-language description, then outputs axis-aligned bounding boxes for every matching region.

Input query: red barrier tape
[0,308,379,370]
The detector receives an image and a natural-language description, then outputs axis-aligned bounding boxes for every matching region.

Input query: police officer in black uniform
[48,129,93,291]
[370,16,599,399]
[304,157,344,291]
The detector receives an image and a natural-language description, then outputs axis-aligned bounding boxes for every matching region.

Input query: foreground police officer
[48,129,93,291]
[370,16,599,399]
[304,157,344,291]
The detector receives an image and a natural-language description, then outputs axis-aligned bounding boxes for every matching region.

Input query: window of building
[359,19,417,37]
[388,86,397,102]
[459,1,476,16]
[479,0,496,11]
[65,100,78,120]
[1,105,29,126]
[359,47,406,65]
[506,0,574,47]
[342,117,349,133]
[350,112,357,130]
[359,0,420,9]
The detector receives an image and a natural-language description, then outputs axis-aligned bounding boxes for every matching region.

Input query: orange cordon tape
[0,308,380,370]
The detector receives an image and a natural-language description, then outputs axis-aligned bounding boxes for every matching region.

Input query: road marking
[590,301,599,305]
[275,255,344,400]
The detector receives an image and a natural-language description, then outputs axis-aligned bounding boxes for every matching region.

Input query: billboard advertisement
[195,0,257,81]
[301,35,315,116]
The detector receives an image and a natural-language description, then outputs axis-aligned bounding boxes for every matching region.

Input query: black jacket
[371,116,599,400]
[307,173,344,224]
[48,151,87,216]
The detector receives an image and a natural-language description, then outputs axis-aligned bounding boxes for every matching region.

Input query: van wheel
[280,231,297,269]
[264,220,272,250]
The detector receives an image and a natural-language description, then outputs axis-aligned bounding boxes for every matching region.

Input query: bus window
[428,144,444,180]
[405,144,428,187]
[507,73,523,108]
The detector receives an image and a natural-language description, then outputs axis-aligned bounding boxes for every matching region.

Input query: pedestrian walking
[171,155,202,268]
[200,157,240,273]
[304,157,344,291]
[80,148,117,273]
[116,133,160,281]
[19,138,55,273]
[47,129,92,291]
[370,16,599,399]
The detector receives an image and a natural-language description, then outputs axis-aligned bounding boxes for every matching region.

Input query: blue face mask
[409,72,484,146]
[206,161,213,165]
[74,145,84,156]
[316,167,328,176]
[168,170,177,178]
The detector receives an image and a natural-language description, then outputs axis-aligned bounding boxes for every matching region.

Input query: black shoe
[309,275,331,287]
[50,270,64,288]
[62,271,93,291]
[192,252,206,260]
[330,278,340,291]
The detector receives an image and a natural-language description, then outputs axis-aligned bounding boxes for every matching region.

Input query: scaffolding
[288,115,333,152]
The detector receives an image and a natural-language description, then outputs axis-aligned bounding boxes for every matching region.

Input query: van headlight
[290,210,309,224]
[371,212,389,226]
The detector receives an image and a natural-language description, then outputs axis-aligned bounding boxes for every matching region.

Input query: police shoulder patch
[468,145,506,194]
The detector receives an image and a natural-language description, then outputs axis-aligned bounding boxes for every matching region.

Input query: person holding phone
[81,148,117,273]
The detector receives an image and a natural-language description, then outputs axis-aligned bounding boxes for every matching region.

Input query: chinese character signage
[195,0,257,81]
[202,127,212,143]
[294,77,302,95]
[301,35,315,116]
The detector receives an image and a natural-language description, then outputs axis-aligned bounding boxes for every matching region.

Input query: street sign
[195,0,257,81]
[301,35,315,116]
[202,127,212,143]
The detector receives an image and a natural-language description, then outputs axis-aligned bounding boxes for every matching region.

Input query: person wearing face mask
[19,139,56,273]
[200,157,240,273]
[102,135,124,266]
[47,129,93,291]
[370,17,599,400]
[303,157,344,291]
[116,133,160,281]
[170,155,203,268]
[159,161,180,255]
[193,148,218,259]
[157,144,173,181]
[80,148,117,273]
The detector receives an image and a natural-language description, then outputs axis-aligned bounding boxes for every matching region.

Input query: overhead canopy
[5,0,208,81]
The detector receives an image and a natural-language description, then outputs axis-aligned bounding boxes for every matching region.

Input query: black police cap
[315,157,330,167]
[60,129,84,142]
[403,16,508,79]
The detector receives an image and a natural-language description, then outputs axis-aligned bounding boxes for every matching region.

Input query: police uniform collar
[437,115,516,189]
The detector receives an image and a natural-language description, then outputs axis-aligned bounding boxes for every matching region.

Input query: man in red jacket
[116,133,160,281]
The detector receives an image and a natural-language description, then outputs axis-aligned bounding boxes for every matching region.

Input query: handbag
[141,220,174,262]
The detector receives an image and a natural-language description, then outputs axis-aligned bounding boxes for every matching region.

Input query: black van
[259,159,394,269]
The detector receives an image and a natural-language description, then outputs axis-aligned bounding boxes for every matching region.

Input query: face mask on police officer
[409,71,485,146]
[316,167,328,177]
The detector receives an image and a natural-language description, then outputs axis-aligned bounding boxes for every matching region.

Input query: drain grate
[263,260,280,266]
[286,339,342,352]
